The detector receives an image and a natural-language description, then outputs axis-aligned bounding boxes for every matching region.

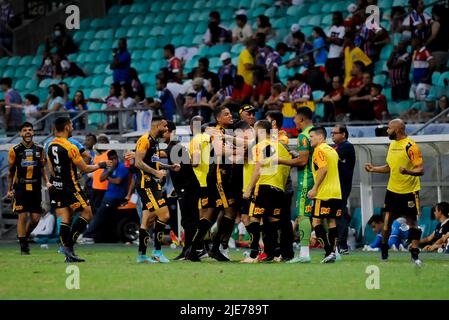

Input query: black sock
[154,219,167,250]
[183,227,195,252]
[138,228,150,255]
[59,222,72,248]
[270,220,281,258]
[191,218,213,251]
[261,222,275,257]
[70,216,89,245]
[18,236,28,249]
[410,247,420,261]
[213,216,234,251]
[314,224,331,256]
[328,227,338,253]
[381,243,389,258]
[246,222,261,258]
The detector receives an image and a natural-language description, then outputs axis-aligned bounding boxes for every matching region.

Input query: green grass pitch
[1,242,448,300]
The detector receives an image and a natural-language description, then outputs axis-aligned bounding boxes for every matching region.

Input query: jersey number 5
[52,146,59,164]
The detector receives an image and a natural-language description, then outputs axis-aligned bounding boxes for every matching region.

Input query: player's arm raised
[71,146,111,173]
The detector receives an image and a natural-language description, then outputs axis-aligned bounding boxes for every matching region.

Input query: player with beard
[47,117,111,262]
[7,122,49,255]
[365,119,425,267]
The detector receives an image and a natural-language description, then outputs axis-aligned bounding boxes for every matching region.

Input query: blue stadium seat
[26,79,38,91]
[438,72,449,87]
[25,67,37,78]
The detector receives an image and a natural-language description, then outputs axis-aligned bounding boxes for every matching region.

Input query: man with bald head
[365,119,424,266]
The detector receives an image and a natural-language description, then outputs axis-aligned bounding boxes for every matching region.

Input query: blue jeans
[84,197,122,240]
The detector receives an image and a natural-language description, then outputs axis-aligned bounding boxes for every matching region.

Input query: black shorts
[12,189,42,214]
[49,187,89,212]
[136,178,167,212]
[384,190,420,220]
[240,197,251,216]
[206,169,236,209]
[312,199,342,219]
[249,185,283,217]
[198,186,211,209]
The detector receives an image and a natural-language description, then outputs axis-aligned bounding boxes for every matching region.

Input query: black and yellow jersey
[208,125,233,181]
[386,137,423,194]
[47,137,83,193]
[8,142,44,192]
[189,132,211,187]
[312,142,342,201]
[135,132,160,188]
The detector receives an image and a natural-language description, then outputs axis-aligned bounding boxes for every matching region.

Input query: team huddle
[8,105,425,266]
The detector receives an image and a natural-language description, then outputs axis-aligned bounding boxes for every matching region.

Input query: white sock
[300,246,310,258]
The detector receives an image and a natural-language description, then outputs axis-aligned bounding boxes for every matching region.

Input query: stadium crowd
[1,0,449,134]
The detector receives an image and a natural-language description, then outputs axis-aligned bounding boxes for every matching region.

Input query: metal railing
[411,107,449,135]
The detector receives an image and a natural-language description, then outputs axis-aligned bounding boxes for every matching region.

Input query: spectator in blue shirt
[0,77,22,132]
[110,38,131,84]
[147,76,176,122]
[65,90,88,129]
[331,124,356,254]
[81,150,129,242]
[312,27,328,66]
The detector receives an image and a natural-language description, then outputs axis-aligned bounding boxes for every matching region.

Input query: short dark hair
[367,214,383,225]
[344,31,355,42]
[85,133,97,143]
[54,117,71,132]
[371,83,383,93]
[214,105,228,120]
[435,202,449,218]
[24,94,40,106]
[152,116,166,124]
[275,42,289,52]
[166,120,176,132]
[198,57,210,68]
[292,31,305,41]
[164,44,175,55]
[310,126,327,139]
[335,124,349,139]
[209,11,220,20]
[236,14,247,23]
[296,107,313,120]
[234,120,251,130]
[107,150,118,159]
[19,122,33,131]
[0,77,12,87]
[255,120,272,134]
[266,110,284,129]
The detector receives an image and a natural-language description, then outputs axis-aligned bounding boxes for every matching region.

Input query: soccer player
[278,107,314,263]
[187,115,211,260]
[162,120,200,260]
[134,116,180,264]
[365,119,424,266]
[7,122,49,254]
[243,120,291,262]
[366,215,409,251]
[187,106,236,262]
[266,110,294,261]
[47,117,111,262]
[307,126,342,264]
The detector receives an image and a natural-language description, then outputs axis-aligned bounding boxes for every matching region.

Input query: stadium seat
[431,71,441,86]
[373,74,387,86]
[15,79,28,91]
[308,3,322,15]
[25,67,37,79]
[380,44,393,60]
[438,72,449,87]
[26,79,38,91]
[3,67,14,78]
[396,100,412,114]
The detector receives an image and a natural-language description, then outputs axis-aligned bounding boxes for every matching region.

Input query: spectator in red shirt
[318,75,347,122]
[164,44,183,83]
[348,72,376,120]
[344,61,365,96]
[251,70,271,109]
[370,84,390,120]
[228,75,252,106]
